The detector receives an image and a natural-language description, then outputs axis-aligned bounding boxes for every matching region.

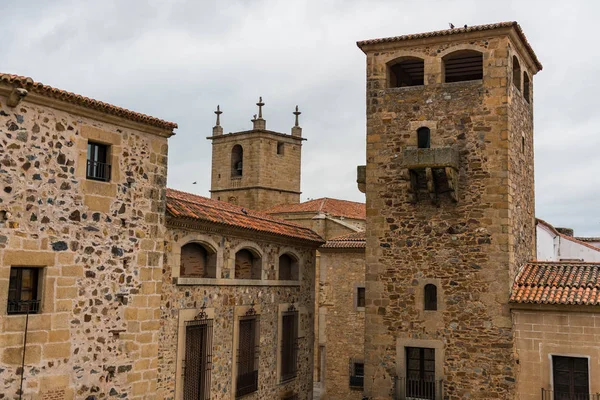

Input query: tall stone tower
[357,22,542,399]
[208,98,304,210]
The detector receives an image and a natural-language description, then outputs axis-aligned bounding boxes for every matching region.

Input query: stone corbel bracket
[402,147,459,203]
[6,88,28,107]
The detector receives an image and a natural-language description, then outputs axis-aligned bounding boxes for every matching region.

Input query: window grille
[356,287,366,308]
[86,142,111,181]
[8,267,41,315]
[349,358,364,389]
[406,347,436,399]
[183,307,213,400]
[236,314,259,397]
[280,306,298,382]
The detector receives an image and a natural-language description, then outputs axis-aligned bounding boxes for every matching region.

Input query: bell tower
[208,98,304,210]
[358,22,542,399]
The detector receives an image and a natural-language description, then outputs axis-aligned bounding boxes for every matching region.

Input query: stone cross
[214,105,222,126]
[256,97,265,119]
[293,105,301,127]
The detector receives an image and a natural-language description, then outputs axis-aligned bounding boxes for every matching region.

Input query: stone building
[157,188,324,400]
[0,74,176,398]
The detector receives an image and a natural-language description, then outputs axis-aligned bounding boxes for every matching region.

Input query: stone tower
[357,22,542,399]
[208,99,304,210]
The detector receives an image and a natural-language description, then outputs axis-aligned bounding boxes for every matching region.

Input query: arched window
[512,56,521,92]
[417,127,431,149]
[180,243,217,278]
[443,50,483,83]
[523,72,531,104]
[424,284,437,311]
[231,144,243,177]
[388,57,425,88]
[235,248,261,279]
[279,253,299,280]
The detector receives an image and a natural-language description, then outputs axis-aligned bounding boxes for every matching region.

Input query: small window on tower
[388,57,425,88]
[277,142,285,155]
[231,144,243,177]
[443,50,483,83]
[417,127,431,149]
[424,284,437,311]
[523,72,531,104]
[512,56,521,92]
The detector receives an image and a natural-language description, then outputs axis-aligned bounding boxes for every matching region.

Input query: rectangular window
[8,267,41,314]
[349,359,364,389]
[280,309,298,382]
[356,286,366,309]
[86,141,111,181]
[406,347,435,399]
[183,318,213,400]
[552,355,589,398]
[236,316,259,397]
[277,142,284,155]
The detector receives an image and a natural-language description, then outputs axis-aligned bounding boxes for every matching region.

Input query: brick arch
[170,233,222,279]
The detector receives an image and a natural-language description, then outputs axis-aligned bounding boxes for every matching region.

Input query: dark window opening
[277,142,285,155]
[86,141,111,182]
[280,309,298,382]
[512,56,521,92]
[235,249,262,280]
[552,355,589,398]
[521,136,525,154]
[357,287,366,308]
[406,347,436,399]
[417,127,431,149]
[523,73,531,104]
[389,58,425,88]
[279,254,299,281]
[8,267,41,314]
[349,359,364,389]
[180,243,217,278]
[424,284,437,311]
[443,50,483,83]
[281,394,298,400]
[236,316,259,397]
[231,144,243,177]
[183,318,213,400]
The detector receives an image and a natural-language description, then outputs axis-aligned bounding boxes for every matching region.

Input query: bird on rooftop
[241,208,248,215]
[464,24,468,28]
[449,23,455,29]
[192,181,197,184]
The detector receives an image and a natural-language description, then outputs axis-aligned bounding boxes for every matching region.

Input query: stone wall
[0,93,170,399]
[157,224,317,399]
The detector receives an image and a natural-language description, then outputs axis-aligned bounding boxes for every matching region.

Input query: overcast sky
[1,0,598,236]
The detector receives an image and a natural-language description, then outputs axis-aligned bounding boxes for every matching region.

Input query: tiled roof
[0,73,177,131]
[264,198,366,220]
[357,21,542,71]
[576,237,600,243]
[537,218,600,252]
[321,231,366,249]
[510,261,600,305]
[166,189,324,244]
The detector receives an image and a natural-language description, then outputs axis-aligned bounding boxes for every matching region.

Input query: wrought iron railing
[395,377,444,400]
[541,388,600,400]
[7,300,41,315]
[86,160,111,182]
[236,370,258,397]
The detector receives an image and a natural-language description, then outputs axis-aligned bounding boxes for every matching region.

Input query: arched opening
[235,248,262,280]
[512,56,521,92]
[231,144,243,177]
[417,127,431,149]
[523,72,531,104]
[180,242,217,278]
[424,284,437,311]
[388,57,425,88]
[279,253,299,280]
[443,50,483,83]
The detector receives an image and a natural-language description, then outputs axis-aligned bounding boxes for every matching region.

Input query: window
[443,50,483,83]
[417,127,431,149]
[523,72,531,104]
[356,286,366,309]
[512,56,521,92]
[406,347,435,399]
[231,144,243,177]
[180,243,217,278]
[235,249,262,280]
[86,141,111,181]
[183,317,213,400]
[280,307,298,382]
[278,254,299,281]
[277,142,285,155]
[388,57,424,88]
[552,356,589,399]
[236,315,259,397]
[424,284,437,311]
[8,267,41,314]
[349,359,364,389]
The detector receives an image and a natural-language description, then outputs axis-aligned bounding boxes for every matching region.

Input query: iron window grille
[349,359,364,389]
[236,311,260,398]
[406,347,436,399]
[8,267,41,315]
[280,305,299,382]
[182,305,213,400]
[86,141,111,182]
[357,287,366,308]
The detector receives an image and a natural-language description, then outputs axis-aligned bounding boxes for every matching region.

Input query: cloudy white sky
[2,0,598,235]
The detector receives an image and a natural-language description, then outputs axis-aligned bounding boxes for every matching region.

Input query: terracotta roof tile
[0,73,177,131]
[357,21,542,71]
[510,261,600,305]
[166,189,324,244]
[321,231,366,249]
[264,198,366,220]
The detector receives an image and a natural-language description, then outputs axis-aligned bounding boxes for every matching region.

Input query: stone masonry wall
[0,94,170,399]
[363,33,535,399]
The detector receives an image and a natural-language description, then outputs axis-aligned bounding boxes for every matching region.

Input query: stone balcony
[401,147,459,203]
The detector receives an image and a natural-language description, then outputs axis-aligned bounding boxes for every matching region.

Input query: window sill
[355,307,365,312]
[279,375,297,385]
[175,277,301,287]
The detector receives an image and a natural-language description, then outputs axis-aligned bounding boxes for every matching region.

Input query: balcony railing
[541,388,600,400]
[395,377,443,400]
[86,160,111,182]
[7,300,41,315]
